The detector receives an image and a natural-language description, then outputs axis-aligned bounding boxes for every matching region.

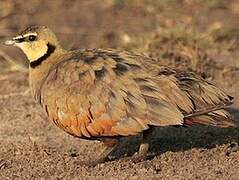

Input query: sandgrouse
[4,26,236,165]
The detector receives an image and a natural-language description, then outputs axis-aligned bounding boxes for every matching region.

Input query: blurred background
[0,0,238,179]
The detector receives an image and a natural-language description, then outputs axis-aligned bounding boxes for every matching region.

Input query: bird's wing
[154,67,234,127]
[155,67,233,114]
[39,49,234,139]
[39,49,184,138]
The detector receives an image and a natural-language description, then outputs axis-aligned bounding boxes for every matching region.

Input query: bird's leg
[88,138,119,166]
[132,128,154,162]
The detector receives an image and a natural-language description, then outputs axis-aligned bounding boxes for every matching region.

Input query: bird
[4,26,236,166]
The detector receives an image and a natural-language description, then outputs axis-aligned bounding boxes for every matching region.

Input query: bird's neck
[29,46,67,101]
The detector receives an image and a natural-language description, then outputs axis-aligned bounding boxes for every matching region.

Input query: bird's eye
[28,35,36,41]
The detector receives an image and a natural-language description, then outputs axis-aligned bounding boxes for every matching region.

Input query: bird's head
[4,26,62,63]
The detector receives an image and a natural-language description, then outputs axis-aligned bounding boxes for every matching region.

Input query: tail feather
[184,109,236,128]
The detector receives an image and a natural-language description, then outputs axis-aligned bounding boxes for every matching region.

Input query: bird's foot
[119,152,155,164]
[80,143,118,167]
[131,152,156,163]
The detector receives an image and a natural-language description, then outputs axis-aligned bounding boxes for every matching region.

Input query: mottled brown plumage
[5,26,236,165]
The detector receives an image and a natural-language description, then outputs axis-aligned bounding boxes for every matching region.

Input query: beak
[3,35,25,46]
[3,39,16,46]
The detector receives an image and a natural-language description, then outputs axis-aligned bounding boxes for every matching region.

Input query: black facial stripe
[15,37,26,43]
[30,43,55,68]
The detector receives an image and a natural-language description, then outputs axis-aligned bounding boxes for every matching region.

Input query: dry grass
[123,24,239,80]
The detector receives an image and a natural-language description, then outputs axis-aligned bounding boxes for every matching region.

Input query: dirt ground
[0,0,239,179]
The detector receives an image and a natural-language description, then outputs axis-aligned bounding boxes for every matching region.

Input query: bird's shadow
[113,107,239,160]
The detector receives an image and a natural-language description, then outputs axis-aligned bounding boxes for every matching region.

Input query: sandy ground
[0,1,238,179]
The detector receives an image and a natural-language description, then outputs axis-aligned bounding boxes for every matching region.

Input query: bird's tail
[184,109,236,128]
